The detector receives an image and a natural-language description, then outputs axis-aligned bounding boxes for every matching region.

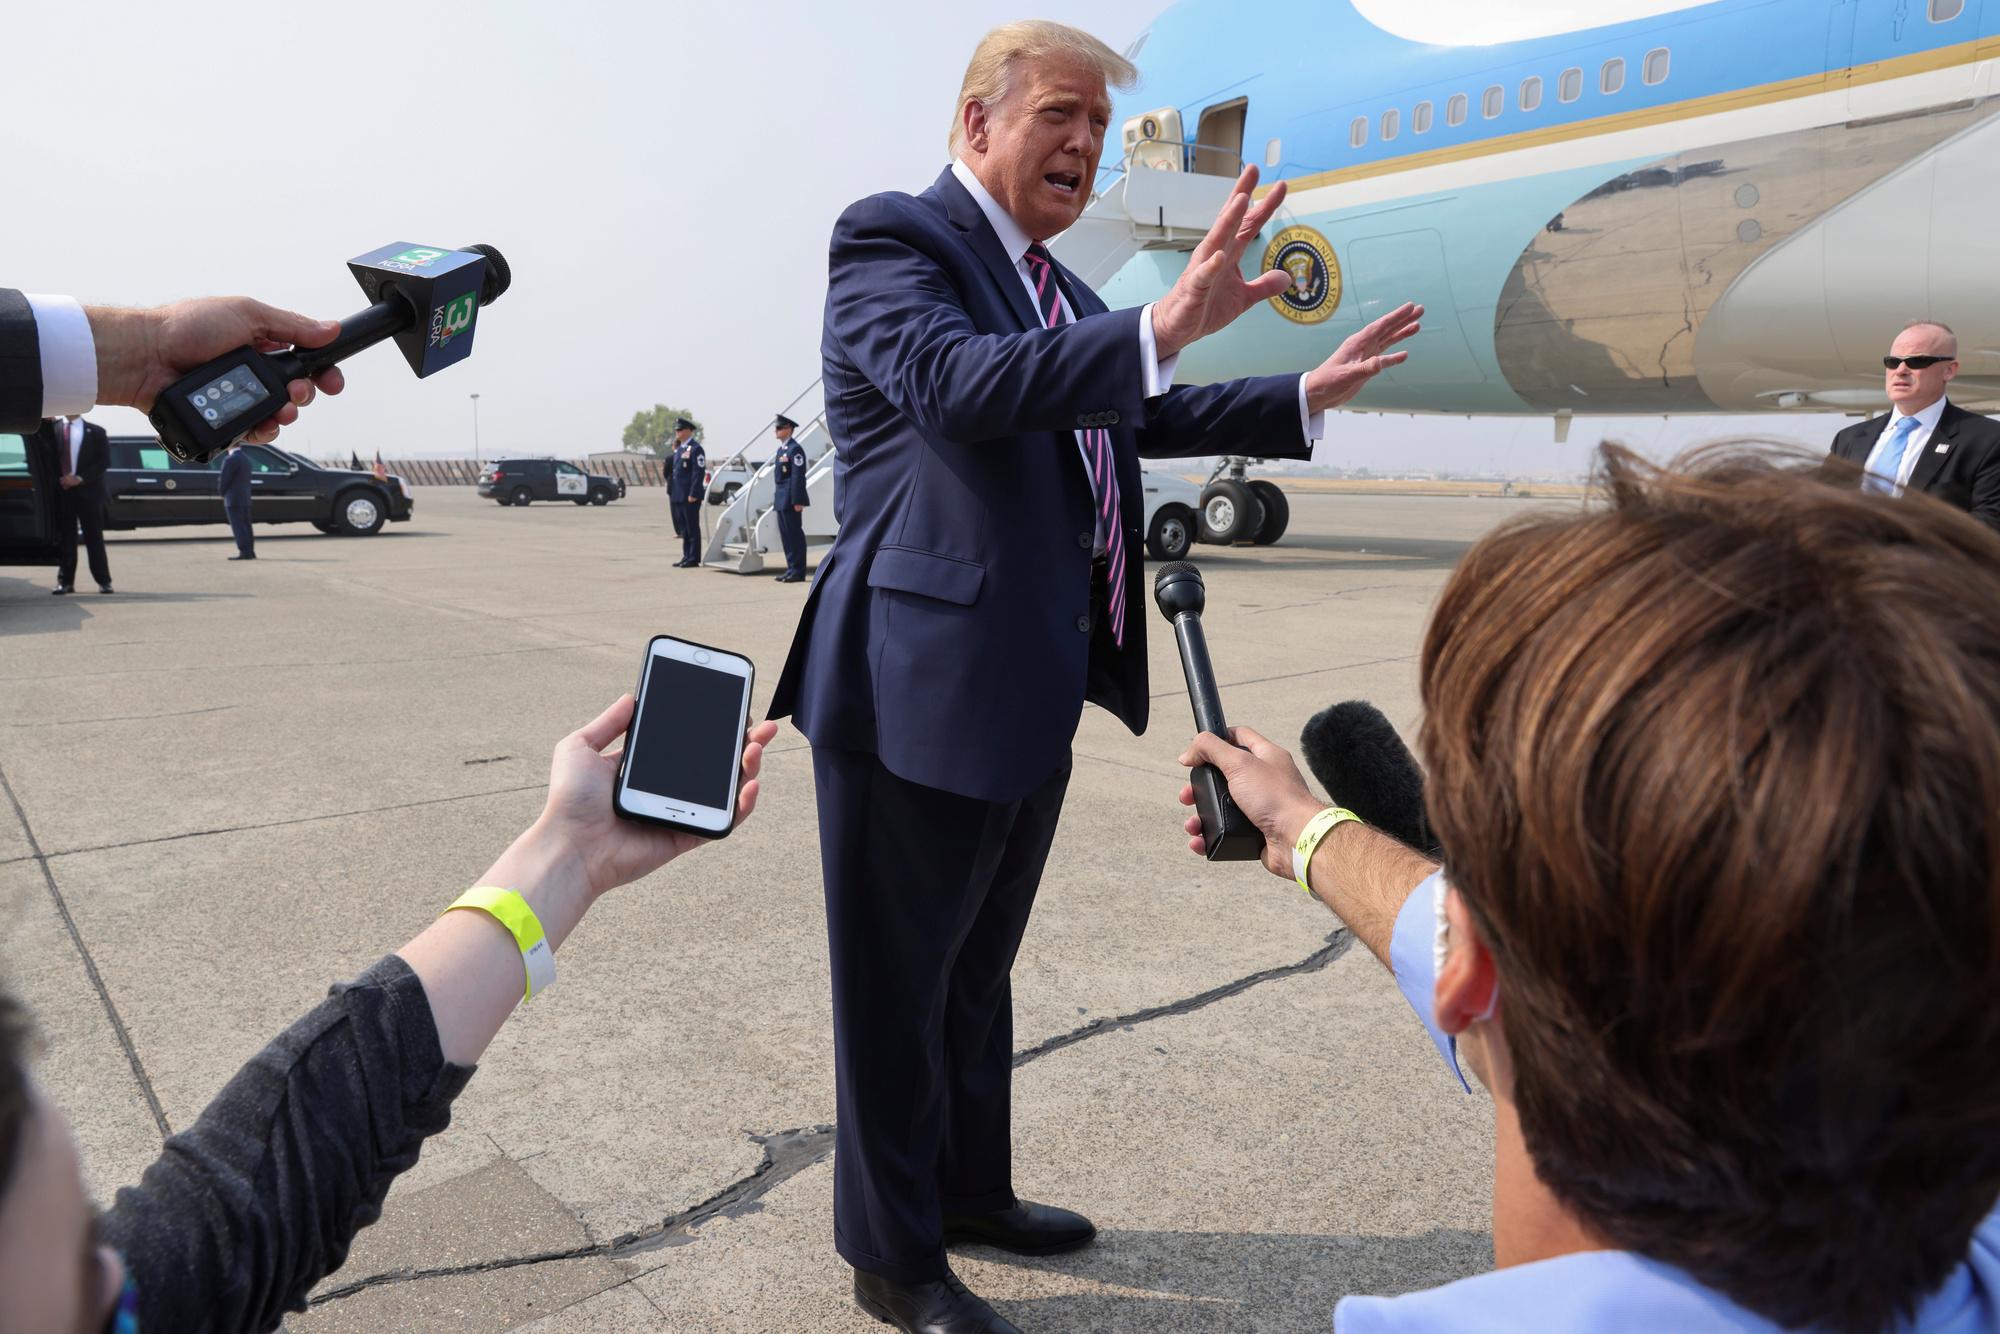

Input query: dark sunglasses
[1883,354,1955,370]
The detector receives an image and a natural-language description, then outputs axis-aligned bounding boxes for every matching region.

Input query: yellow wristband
[445,887,556,1002]
[1292,807,1362,894]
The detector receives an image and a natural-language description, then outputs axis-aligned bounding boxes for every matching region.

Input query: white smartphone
[612,635,756,837]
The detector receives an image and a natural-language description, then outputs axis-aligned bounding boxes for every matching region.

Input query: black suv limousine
[477,459,626,507]
[2,430,412,565]
[100,437,413,536]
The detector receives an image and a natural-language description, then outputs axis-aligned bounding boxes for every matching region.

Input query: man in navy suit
[768,20,1422,1332]
[771,412,810,582]
[218,442,257,560]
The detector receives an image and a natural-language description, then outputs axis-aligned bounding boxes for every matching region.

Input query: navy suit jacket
[769,167,1310,803]
[218,448,253,507]
[1829,401,2000,532]
[774,441,810,509]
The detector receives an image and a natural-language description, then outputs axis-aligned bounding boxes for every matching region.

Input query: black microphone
[1154,561,1262,861]
[149,242,512,463]
[1300,700,1440,857]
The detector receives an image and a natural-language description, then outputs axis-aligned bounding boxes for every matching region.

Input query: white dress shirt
[948,161,1327,478]
[24,294,97,418]
[1865,395,1949,490]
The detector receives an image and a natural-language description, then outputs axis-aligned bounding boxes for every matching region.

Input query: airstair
[701,380,840,573]
[1047,150,1240,286]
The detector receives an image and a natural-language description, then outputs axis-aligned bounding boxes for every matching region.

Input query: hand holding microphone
[1154,561,1263,860]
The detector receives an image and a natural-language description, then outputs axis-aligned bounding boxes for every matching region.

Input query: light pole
[470,393,482,470]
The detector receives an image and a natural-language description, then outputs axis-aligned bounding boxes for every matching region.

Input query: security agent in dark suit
[771,413,810,582]
[667,418,705,567]
[47,415,112,593]
[218,442,256,559]
[1828,320,2000,531]
[766,21,1422,1332]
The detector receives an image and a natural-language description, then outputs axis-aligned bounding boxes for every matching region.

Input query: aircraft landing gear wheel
[1248,480,1290,545]
[1200,480,1265,545]
[1147,503,1195,561]
[510,486,532,507]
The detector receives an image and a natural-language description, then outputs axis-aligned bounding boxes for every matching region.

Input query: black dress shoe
[229,553,255,560]
[97,584,114,594]
[943,1199,1096,1255]
[853,1268,1019,1333]
[51,585,72,595]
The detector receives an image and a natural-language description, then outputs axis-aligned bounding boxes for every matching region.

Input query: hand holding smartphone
[613,635,756,837]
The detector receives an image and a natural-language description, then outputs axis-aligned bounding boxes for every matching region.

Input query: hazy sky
[4,0,1851,473]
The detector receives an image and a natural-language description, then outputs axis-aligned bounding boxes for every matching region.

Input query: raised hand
[1304,301,1424,413]
[1148,166,1295,360]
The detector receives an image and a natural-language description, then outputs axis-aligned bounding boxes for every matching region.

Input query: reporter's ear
[1435,888,1499,1037]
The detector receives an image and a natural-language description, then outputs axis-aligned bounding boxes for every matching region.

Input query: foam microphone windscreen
[1300,700,1439,857]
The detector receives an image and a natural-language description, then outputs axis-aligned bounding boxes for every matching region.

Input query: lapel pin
[1937,443,1951,455]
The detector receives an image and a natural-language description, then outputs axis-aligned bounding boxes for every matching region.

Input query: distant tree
[623,404,703,457]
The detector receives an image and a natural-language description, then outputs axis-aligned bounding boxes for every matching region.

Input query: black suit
[1,288,47,433]
[1829,400,2000,531]
[49,418,112,588]
[219,446,255,555]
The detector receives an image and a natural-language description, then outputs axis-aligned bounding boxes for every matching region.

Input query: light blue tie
[1866,415,1920,493]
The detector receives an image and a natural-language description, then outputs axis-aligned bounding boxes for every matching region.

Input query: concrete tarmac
[0,485,1538,1331]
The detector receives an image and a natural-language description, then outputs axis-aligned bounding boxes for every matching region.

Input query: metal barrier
[316,457,669,486]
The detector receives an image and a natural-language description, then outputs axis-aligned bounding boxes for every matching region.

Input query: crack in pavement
[0,782,549,867]
[306,928,1353,1307]
[0,704,241,728]
[0,760,171,1138]
[1145,655,1419,703]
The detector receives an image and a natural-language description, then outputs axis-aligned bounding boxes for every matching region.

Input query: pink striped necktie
[1024,243,1126,646]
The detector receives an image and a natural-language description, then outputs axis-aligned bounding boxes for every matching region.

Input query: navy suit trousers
[811,744,1072,1283]
[224,501,254,555]
[676,501,702,564]
[775,506,806,576]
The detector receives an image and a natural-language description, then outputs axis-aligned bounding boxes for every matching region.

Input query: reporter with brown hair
[1181,445,2000,1332]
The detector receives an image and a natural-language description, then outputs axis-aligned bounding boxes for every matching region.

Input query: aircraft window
[0,434,24,476]
[1601,57,1626,94]
[1350,116,1368,148]
[1414,100,1434,133]
[1930,0,1963,20]
[1447,92,1468,126]
[1520,76,1543,111]
[1265,137,1281,166]
[1559,67,1584,102]
[1381,107,1400,141]
[1643,47,1670,84]
[1482,84,1504,119]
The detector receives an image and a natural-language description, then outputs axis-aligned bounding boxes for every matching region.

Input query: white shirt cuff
[1138,303,1180,398]
[1298,375,1327,443]
[24,294,96,418]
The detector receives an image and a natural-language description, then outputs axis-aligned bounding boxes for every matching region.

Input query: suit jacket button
[1104,412,1119,426]
[1076,615,1091,633]
[1077,532,1093,549]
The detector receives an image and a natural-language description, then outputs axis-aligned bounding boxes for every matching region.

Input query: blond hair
[947,21,1138,156]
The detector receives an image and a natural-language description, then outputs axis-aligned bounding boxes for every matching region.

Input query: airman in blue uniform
[772,412,810,582]
[668,417,705,567]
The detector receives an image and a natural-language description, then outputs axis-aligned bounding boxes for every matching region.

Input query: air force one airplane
[1051,0,2000,427]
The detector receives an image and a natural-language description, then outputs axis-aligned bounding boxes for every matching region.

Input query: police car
[478,459,627,506]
